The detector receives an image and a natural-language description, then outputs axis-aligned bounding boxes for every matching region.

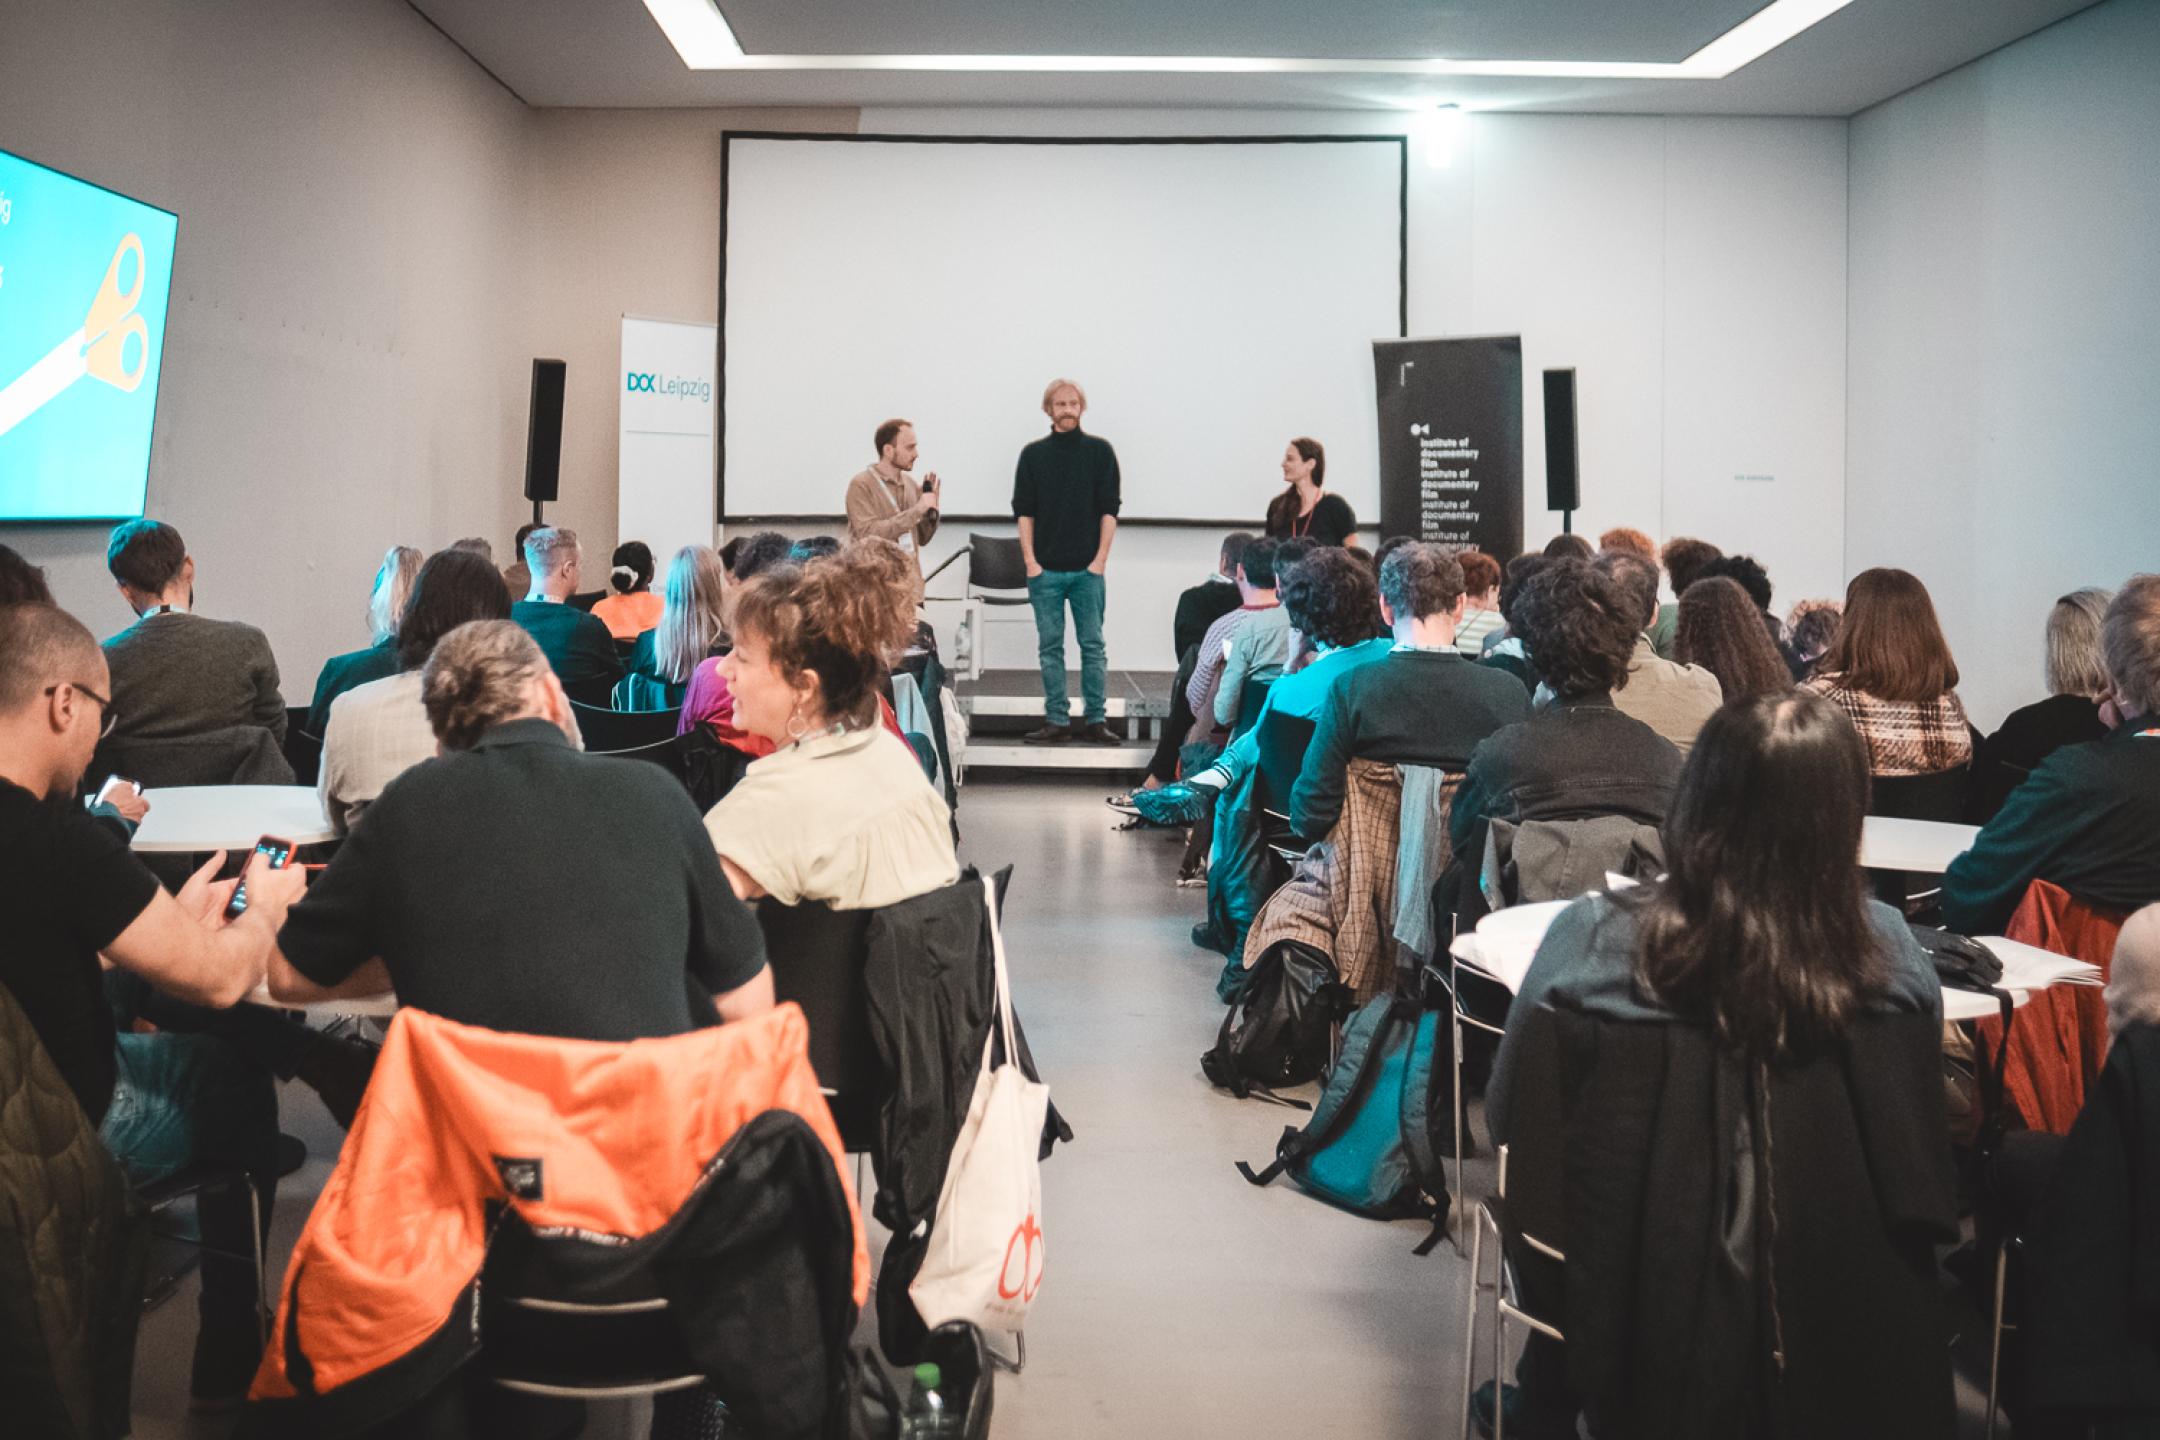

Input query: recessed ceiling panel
[718,0,1774,64]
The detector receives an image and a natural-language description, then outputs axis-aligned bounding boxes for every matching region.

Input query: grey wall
[1847,0,2160,728]
[1,0,538,685]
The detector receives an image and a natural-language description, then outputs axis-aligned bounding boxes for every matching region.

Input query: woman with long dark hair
[1263,437,1357,546]
[1484,691,1950,1439]
[1675,575,1794,705]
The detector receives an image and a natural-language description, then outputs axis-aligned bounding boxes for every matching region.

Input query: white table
[1859,816,1979,875]
[131,785,337,852]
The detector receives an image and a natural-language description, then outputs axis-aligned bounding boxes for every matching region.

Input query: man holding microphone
[845,418,941,602]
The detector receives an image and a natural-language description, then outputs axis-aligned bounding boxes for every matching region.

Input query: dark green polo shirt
[278,719,765,1038]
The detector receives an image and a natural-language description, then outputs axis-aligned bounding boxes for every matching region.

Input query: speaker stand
[1560,510,1574,535]
[531,500,545,526]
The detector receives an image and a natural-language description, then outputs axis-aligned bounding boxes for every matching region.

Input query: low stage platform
[957,668,1175,773]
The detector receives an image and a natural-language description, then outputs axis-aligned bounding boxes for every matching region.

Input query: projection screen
[720,134,1404,524]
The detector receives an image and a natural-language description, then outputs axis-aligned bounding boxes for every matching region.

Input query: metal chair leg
[247,1179,268,1346]
[1451,1007,1469,1257]
[1460,1207,1485,1440]
[1985,1240,2008,1440]
[1492,1224,1509,1440]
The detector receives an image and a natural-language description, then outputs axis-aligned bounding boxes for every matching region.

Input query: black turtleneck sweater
[1012,427,1122,572]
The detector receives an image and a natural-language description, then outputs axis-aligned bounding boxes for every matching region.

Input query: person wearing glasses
[101,519,288,745]
[0,602,308,1409]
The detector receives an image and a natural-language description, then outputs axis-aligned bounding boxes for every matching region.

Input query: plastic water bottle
[902,1361,959,1437]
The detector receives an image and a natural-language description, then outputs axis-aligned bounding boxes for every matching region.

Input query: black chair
[753,899,879,1154]
[1228,675,1274,741]
[927,535,1034,684]
[1251,708,1316,853]
[137,1169,268,1343]
[1868,763,1974,913]
[281,708,324,788]
[569,701,680,754]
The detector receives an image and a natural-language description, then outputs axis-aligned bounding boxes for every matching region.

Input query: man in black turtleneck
[1012,377,1122,744]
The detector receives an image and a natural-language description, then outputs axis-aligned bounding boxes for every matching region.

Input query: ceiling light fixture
[639,0,1855,79]
[1421,104,1464,169]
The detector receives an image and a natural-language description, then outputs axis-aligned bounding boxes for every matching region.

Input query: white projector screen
[720,134,1404,524]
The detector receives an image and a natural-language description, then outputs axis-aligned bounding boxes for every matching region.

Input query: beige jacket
[844,466,939,568]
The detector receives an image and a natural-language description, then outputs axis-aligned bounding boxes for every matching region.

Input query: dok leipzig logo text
[624,372,712,402]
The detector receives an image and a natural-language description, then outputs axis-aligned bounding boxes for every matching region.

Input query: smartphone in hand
[224,835,296,921]
[94,775,142,807]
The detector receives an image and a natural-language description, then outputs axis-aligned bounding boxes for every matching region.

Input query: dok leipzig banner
[1373,334,1523,560]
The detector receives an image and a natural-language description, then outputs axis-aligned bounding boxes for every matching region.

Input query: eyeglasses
[47,682,120,739]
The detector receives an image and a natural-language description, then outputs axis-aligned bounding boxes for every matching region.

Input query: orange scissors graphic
[0,234,151,439]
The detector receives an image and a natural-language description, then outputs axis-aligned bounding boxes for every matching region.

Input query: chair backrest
[754,899,879,1148]
[569,701,681,754]
[1480,815,1667,916]
[1869,764,1972,823]
[1252,708,1317,818]
[1229,676,1274,740]
[282,715,324,788]
[965,534,1028,593]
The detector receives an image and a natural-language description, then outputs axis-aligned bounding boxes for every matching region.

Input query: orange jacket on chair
[246,1003,866,1420]
[1977,879,2129,1133]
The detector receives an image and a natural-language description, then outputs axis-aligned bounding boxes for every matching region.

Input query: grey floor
[129,778,2003,1439]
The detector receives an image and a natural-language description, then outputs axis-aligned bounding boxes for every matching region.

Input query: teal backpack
[1236,990,1452,1254]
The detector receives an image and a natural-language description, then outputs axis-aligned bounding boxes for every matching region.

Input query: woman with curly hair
[702,540,957,908]
[1676,576,1795,705]
[1446,560,1684,911]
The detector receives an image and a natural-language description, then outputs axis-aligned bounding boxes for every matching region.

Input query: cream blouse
[703,725,958,909]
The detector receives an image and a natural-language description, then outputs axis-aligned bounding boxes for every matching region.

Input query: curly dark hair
[1677,577,1792,703]
[1498,553,1557,628]
[731,531,796,582]
[1515,560,1639,699]
[1277,548,1384,650]
[1701,553,1774,613]
[1661,537,1722,595]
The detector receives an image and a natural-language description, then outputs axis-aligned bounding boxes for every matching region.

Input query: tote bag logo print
[997,1214,1045,1303]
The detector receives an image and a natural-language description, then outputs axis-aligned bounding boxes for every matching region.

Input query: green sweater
[1942,721,2160,933]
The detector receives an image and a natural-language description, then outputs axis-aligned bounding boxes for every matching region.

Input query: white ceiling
[408,0,2099,115]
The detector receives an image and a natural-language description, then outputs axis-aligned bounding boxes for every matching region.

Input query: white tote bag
[910,875,1050,1336]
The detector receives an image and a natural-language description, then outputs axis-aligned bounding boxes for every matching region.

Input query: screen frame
[716,130,1408,527]
[0,145,179,525]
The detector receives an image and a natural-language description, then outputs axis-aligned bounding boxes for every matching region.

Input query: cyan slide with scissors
[0,149,177,521]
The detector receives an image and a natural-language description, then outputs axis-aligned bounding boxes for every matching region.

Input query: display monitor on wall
[0,149,178,521]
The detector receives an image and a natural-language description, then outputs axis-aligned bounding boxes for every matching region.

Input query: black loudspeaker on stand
[1542,367,1580,531]
[525,358,566,524]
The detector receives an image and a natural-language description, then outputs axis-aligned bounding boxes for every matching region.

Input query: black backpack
[1202,940,1349,1103]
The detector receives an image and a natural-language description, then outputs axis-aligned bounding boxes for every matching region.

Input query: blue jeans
[1027,569,1107,725]
[100,1029,280,1345]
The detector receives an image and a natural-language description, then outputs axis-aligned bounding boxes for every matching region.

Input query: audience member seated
[1787,597,1843,679]
[1185,536,1285,742]
[703,542,959,908]
[1290,544,1531,841]
[1700,550,1802,673]
[1802,567,1972,777]
[590,540,664,641]
[0,603,308,1407]
[1594,551,1722,756]
[1452,549,1504,658]
[1973,587,2114,819]
[1944,575,2160,933]
[275,618,772,1031]
[1477,553,1553,687]
[1133,532,1252,795]
[1541,533,1592,561]
[1449,561,1683,910]
[510,526,622,708]
[1213,539,1296,733]
[1264,437,1358,547]
[619,544,730,711]
[495,522,536,599]
[1650,535,1722,657]
[305,544,419,735]
[101,519,287,743]
[317,548,512,832]
[790,535,843,563]
[1676,575,1793,705]
[1486,691,1949,1438]
[0,542,54,605]
[1596,526,1656,564]
[679,531,795,758]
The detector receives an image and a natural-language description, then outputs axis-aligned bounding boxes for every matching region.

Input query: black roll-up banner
[1373,335,1524,560]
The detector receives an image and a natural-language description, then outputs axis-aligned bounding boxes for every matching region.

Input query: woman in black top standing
[1264,436,1357,546]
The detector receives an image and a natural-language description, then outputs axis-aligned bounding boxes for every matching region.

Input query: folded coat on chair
[241,1004,866,1438]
